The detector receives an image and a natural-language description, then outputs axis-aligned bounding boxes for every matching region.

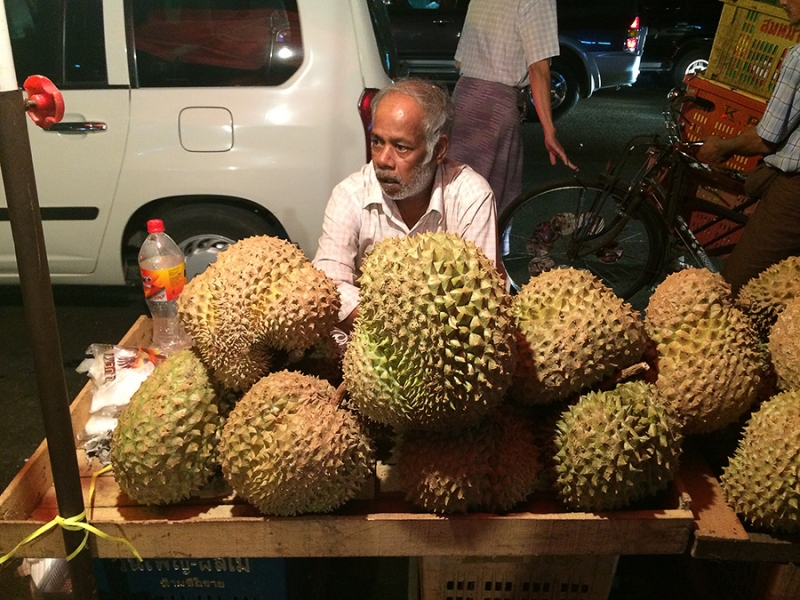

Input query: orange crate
[679,75,767,172]
[705,0,799,100]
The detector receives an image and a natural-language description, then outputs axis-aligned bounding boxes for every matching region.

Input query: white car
[1,0,396,283]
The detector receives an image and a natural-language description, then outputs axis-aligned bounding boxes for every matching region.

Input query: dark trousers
[722,162,800,294]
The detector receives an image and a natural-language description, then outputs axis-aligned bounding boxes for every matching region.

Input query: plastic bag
[76,344,164,461]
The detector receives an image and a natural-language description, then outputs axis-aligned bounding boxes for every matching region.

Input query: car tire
[522,58,580,122]
[673,49,710,87]
[153,204,287,280]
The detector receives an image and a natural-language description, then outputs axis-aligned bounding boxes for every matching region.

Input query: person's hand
[696,135,729,164]
[544,130,578,170]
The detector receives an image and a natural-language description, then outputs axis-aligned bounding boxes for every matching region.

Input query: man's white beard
[376,160,437,201]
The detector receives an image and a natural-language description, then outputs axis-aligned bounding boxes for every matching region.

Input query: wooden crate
[0,316,695,562]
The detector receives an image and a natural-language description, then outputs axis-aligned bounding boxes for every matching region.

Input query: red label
[141,264,186,301]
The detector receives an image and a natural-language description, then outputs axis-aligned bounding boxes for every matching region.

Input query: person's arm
[312,183,363,331]
[528,61,577,171]
[697,126,778,164]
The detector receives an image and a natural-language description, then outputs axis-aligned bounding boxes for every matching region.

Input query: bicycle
[499,88,757,302]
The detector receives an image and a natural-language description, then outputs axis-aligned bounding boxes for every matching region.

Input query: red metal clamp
[23,75,65,129]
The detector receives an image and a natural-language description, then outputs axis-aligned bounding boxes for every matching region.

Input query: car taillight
[626,16,640,53]
[358,88,379,163]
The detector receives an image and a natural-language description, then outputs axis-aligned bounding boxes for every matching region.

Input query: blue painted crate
[94,557,288,600]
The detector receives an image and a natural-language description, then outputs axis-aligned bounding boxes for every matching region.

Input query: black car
[386,0,645,120]
[639,0,723,85]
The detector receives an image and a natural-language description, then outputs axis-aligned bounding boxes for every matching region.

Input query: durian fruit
[552,381,683,511]
[645,269,763,435]
[396,407,542,514]
[645,267,732,331]
[510,267,647,404]
[736,256,800,341]
[218,370,374,516]
[178,236,340,391]
[343,232,516,431]
[110,349,223,505]
[720,389,800,534]
[768,296,800,391]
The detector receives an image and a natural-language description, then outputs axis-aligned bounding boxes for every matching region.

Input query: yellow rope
[0,465,142,564]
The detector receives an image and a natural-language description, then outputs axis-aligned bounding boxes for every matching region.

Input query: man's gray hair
[371,79,454,160]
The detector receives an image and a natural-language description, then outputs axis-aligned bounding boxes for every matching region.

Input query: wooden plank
[0,503,693,559]
[682,451,800,562]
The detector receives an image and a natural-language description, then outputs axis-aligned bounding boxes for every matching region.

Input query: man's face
[782,0,800,26]
[371,93,437,201]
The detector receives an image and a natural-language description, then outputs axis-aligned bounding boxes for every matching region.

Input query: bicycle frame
[563,92,751,274]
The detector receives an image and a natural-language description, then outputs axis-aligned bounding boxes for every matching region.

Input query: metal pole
[0,3,97,598]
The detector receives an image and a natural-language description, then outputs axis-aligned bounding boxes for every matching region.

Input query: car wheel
[522,58,580,122]
[674,49,710,87]
[153,204,287,280]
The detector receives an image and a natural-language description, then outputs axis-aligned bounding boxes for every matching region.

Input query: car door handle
[46,122,108,133]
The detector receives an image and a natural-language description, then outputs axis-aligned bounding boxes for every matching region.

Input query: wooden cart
[0,316,698,599]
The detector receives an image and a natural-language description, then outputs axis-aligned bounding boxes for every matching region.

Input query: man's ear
[433,134,449,164]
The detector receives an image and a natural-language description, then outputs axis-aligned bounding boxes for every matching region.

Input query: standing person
[448,0,576,217]
[313,78,498,333]
[697,0,800,294]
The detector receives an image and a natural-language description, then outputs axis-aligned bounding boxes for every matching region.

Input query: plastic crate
[705,0,800,100]
[679,75,767,172]
[418,555,618,600]
[93,557,288,600]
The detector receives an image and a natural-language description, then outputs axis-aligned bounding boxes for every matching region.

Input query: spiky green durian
[553,381,683,511]
[721,390,800,534]
[343,232,516,431]
[110,349,223,505]
[218,370,374,516]
[768,297,800,391]
[510,267,647,404]
[736,256,800,342]
[396,407,542,513]
[645,269,763,435]
[178,236,340,391]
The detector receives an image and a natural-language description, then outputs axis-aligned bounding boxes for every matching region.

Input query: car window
[5,0,107,87]
[131,0,303,88]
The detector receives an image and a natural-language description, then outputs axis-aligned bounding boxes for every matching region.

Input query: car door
[0,0,130,278]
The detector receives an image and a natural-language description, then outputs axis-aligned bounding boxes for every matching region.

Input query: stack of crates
[677,0,798,251]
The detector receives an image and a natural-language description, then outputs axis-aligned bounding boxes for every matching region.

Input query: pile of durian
[107,233,800,531]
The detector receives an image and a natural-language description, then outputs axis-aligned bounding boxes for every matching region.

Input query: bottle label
[141,264,186,301]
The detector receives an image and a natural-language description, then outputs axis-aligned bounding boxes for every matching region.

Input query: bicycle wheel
[499,179,666,300]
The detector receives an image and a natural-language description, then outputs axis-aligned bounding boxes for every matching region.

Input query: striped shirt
[312,159,498,322]
[455,0,559,87]
[758,44,800,173]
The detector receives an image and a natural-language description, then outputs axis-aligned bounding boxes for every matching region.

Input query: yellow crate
[419,555,618,600]
[706,0,800,100]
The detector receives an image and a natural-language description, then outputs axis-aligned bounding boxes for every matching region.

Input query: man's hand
[696,135,729,164]
[544,130,577,170]
[529,60,578,171]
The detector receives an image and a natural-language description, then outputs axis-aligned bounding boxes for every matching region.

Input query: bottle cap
[147,219,165,234]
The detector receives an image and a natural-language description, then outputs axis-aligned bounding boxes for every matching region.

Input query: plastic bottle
[138,219,193,354]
